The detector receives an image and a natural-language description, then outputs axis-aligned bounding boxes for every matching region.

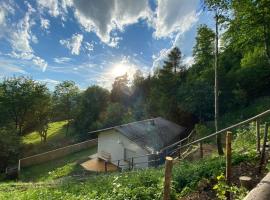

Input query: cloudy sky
[0,0,213,90]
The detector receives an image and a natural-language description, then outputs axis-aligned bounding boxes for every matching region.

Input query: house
[89,117,186,170]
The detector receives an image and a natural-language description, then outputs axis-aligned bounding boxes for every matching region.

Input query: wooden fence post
[131,157,134,170]
[178,143,181,159]
[226,131,232,200]
[163,157,173,200]
[104,161,108,173]
[200,142,203,159]
[259,123,268,173]
[256,120,261,153]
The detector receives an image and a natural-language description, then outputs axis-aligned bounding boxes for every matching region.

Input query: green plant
[213,174,247,200]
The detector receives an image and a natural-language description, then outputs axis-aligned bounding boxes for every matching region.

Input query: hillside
[22,121,78,157]
[1,118,269,199]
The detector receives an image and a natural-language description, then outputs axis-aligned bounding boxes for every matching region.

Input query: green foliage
[20,147,96,182]
[53,81,79,135]
[0,77,50,135]
[193,24,215,69]
[74,85,109,135]
[213,173,247,200]
[0,126,20,171]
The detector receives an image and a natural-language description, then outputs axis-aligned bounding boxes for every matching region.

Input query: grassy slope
[22,121,69,145]
[22,121,78,157]
[20,146,97,182]
[0,123,260,199]
[0,97,269,199]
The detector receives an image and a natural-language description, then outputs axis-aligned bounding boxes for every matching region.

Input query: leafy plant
[213,173,247,200]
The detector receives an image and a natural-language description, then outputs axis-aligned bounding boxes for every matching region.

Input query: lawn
[20,146,97,182]
[22,121,70,145]
[22,121,79,157]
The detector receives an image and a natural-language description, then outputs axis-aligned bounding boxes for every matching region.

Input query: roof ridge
[88,117,161,134]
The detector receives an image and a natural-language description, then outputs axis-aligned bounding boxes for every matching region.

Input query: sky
[0,0,213,90]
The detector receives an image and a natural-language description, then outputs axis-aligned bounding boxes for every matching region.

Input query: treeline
[1,0,270,171]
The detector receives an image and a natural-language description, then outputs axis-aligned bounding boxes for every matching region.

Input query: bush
[0,126,20,172]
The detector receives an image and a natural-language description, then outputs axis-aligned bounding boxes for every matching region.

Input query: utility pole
[215,11,224,155]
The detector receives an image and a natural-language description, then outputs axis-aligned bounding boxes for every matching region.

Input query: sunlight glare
[111,63,128,77]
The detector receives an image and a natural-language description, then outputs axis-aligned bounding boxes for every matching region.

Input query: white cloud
[183,56,195,67]
[154,0,199,38]
[0,8,5,26]
[10,13,33,53]
[60,33,83,55]
[54,57,72,64]
[37,0,72,18]
[151,48,171,72]
[0,61,27,76]
[40,17,50,30]
[37,0,60,17]
[84,42,94,52]
[33,56,48,72]
[7,7,48,71]
[72,0,152,45]
[38,78,60,90]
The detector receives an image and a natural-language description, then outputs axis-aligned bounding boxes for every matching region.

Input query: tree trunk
[215,12,224,155]
[66,120,70,136]
[263,21,270,64]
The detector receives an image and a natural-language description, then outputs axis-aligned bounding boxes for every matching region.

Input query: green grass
[0,112,265,199]
[22,121,69,145]
[20,146,97,182]
[0,152,257,200]
[22,121,78,157]
[1,125,259,199]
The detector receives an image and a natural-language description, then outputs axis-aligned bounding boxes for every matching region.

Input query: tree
[227,0,270,63]
[53,81,79,135]
[0,77,50,135]
[164,47,183,74]
[102,103,125,127]
[74,86,109,134]
[204,0,230,155]
[34,93,51,142]
[177,80,214,122]
[111,73,130,106]
[193,24,215,70]
[0,126,20,171]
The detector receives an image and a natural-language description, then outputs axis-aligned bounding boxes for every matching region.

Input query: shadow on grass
[22,122,79,157]
[20,146,97,182]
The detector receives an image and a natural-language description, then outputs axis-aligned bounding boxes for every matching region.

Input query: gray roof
[91,117,186,153]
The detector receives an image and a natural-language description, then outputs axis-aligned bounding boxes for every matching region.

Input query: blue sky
[0,0,212,90]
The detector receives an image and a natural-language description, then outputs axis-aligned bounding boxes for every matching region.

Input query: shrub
[0,126,20,172]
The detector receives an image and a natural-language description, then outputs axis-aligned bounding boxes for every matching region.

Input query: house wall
[98,129,149,169]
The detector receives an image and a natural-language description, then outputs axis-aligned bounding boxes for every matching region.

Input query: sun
[111,63,128,77]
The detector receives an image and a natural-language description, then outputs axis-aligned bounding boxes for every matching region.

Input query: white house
[89,117,186,170]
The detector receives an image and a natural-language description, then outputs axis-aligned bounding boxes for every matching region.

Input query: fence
[162,109,270,200]
[18,138,97,171]
[101,109,270,199]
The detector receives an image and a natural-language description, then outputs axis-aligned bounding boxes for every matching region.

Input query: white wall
[98,129,149,169]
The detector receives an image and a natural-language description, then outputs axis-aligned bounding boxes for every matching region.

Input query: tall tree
[204,0,230,155]
[164,47,183,74]
[53,81,79,135]
[193,24,215,70]
[111,73,130,106]
[0,77,50,135]
[74,86,109,134]
[34,93,51,142]
[227,0,270,63]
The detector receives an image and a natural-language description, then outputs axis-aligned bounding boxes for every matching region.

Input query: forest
[0,0,270,173]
